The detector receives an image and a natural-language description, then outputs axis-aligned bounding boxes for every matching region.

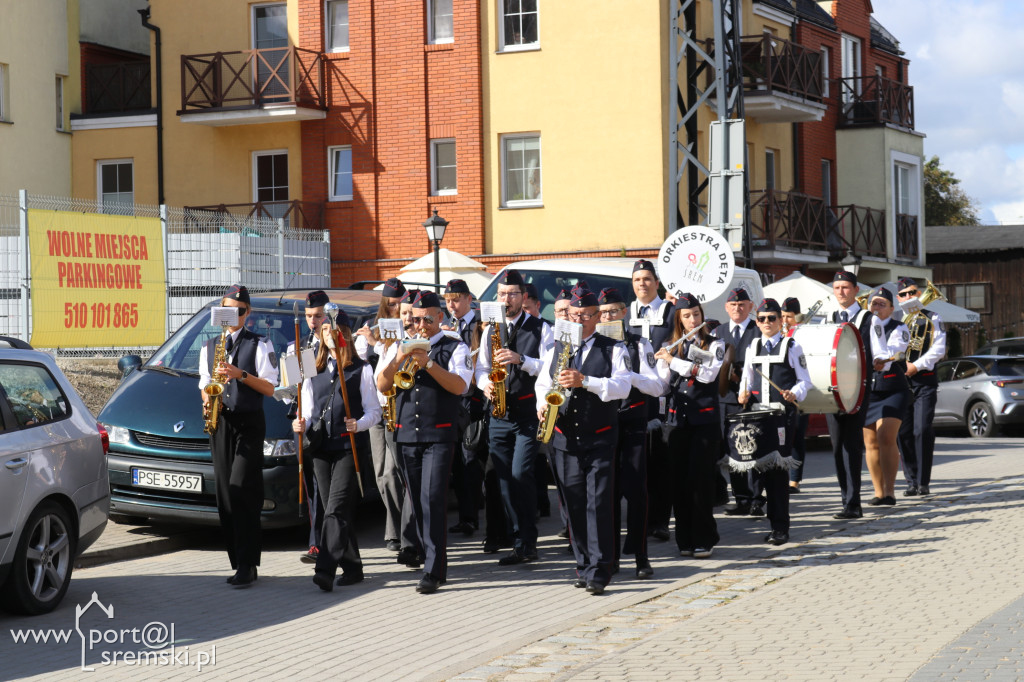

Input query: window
[840,34,862,102]
[894,162,913,214]
[97,160,134,214]
[499,0,538,50]
[328,146,353,201]
[948,283,989,313]
[821,159,832,206]
[325,0,349,52]
[765,149,777,191]
[820,47,830,97]
[0,63,9,121]
[954,361,982,381]
[431,139,456,195]
[501,134,542,207]
[253,4,289,101]
[0,363,71,428]
[55,76,64,130]
[428,0,454,43]
[254,151,289,220]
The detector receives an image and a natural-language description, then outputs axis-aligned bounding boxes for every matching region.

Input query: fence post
[277,218,286,289]
[18,190,29,343]
[161,204,170,340]
[323,228,331,287]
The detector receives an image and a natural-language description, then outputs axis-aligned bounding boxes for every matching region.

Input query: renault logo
[173,421,185,433]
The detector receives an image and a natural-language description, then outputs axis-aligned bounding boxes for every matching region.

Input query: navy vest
[618,331,651,427]
[626,301,673,351]
[550,335,620,451]
[310,358,367,452]
[713,321,758,404]
[872,318,910,395]
[394,335,462,443]
[749,337,798,412]
[503,314,544,417]
[664,338,721,427]
[904,310,940,386]
[206,328,263,414]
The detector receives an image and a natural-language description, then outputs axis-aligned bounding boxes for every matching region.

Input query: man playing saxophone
[535,289,631,595]
[198,284,279,588]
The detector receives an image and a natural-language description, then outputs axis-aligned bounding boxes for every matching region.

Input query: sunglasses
[757,315,778,323]
[411,316,435,325]
[897,290,919,298]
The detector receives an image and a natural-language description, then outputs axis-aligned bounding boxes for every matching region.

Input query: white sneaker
[679,549,694,557]
[693,547,713,559]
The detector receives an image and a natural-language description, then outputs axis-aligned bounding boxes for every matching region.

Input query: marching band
[200,264,947,594]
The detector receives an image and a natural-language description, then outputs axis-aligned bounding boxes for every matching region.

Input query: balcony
[738,34,827,123]
[837,75,914,129]
[183,201,324,231]
[833,204,887,258]
[895,213,919,260]
[84,61,152,114]
[178,46,327,126]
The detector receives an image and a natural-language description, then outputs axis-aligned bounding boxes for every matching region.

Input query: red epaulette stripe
[518,393,535,401]
[595,426,612,434]
[436,423,452,428]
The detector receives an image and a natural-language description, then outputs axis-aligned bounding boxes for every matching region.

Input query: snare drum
[724,408,786,467]
[787,323,866,415]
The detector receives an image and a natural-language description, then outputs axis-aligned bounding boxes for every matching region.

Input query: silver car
[0,339,110,615]
[935,355,1024,437]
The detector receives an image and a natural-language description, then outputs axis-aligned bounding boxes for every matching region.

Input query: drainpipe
[139,6,164,205]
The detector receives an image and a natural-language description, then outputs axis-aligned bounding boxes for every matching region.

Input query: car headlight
[263,438,298,467]
[101,423,130,445]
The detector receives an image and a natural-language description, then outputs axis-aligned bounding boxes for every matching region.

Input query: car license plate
[131,468,203,493]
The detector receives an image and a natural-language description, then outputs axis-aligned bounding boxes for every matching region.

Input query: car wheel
[1,501,76,615]
[967,401,998,438]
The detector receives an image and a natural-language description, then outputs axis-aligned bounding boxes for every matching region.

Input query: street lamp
[423,208,449,292]
[840,250,862,277]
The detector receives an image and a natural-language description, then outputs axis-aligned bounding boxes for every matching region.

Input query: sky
[872,0,1024,224]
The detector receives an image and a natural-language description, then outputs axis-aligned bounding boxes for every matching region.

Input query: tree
[924,155,980,226]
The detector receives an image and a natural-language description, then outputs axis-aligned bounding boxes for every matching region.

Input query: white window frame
[841,34,862,103]
[430,138,457,196]
[328,145,353,201]
[890,150,922,262]
[500,133,542,208]
[427,0,454,44]
[325,0,350,53]
[820,46,830,98]
[252,149,289,206]
[55,75,65,131]
[0,63,9,122]
[498,0,540,52]
[96,159,135,211]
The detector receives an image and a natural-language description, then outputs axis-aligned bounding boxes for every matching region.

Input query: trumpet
[537,341,574,444]
[395,336,430,390]
[489,323,507,418]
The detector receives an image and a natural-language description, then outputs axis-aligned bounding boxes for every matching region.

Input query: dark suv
[99,289,379,527]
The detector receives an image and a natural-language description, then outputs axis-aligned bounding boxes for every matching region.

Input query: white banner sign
[656,226,736,303]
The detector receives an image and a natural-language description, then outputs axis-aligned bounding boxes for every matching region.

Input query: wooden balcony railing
[749,189,830,251]
[832,204,887,258]
[895,213,919,260]
[184,200,324,231]
[180,46,325,112]
[85,61,151,114]
[837,75,914,129]
[740,34,824,101]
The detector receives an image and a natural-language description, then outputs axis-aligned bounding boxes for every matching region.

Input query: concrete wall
[71,123,158,205]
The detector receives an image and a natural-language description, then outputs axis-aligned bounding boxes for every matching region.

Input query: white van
[478,257,764,323]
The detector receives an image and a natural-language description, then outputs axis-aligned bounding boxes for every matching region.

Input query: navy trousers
[898,382,937,488]
[551,445,616,587]
[826,404,867,510]
[613,423,648,566]
[211,410,265,570]
[312,447,362,577]
[489,414,540,553]
[666,422,720,552]
[396,441,454,581]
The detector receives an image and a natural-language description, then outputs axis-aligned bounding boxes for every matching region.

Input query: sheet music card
[281,348,317,387]
[479,302,507,326]
[378,318,404,341]
[554,319,583,348]
[210,306,239,327]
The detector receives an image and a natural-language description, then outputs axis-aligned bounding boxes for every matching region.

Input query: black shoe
[416,573,441,594]
[651,526,670,542]
[448,520,477,536]
[868,496,884,506]
[498,548,535,566]
[765,531,789,546]
[227,565,257,585]
[880,496,896,506]
[833,507,863,520]
[749,500,766,517]
[557,526,570,539]
[232,566,257,589]
[904,486,920,497]
[300,546,319,564]
[483,537,510,554]
[385,539,401,552]
[635,560,654,579]
[396,548,423,568]
[574,578,588,588]
[724,504,751,516]
[336,571,364,586]
[312,571,334,592]
[789,484,801,494]
[585,581,605,595]
[920,485,931,495]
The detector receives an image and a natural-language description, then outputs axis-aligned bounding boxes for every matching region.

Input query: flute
[663,322,708,352]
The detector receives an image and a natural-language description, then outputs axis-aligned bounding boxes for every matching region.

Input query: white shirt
[626,336,667,397]
[474,311,554,391]
[656,337,726,386]
[534,334,632,412]
[838,302,889,362]
[728,318,753,339]
[738,333,813,404]
[381,330,474,396]
[876,316,911,372]
[908,311,947,371]
[298,360,381,432]
[198,328,279,390]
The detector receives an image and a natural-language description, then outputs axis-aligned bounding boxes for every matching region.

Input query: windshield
[146,307,293,373]
[479,268,634,322]
[984,358,1024,377]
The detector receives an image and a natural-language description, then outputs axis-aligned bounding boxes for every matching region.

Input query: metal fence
[0,191,330,357]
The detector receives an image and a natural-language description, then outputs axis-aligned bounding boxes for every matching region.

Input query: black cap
[674,292,700,310]
[524,282,539,301]
[402,288,420,304]
[554,288,573,302]
[726,288,750,303]
[782,297,801,314]
[382,277,406,298]
[224,284,250,305]
[757,298,782,315]
[570,289,599,308]
[572,279,590,293]
[413,291,442,309]
[897,277,917,292]
[499,269,525,288]
[330,308,351,329]
[705,318,722,332]
[633,259,657,275]
[598,287,625,305]
[305,290,329,308]
[833,270,857,285]
[871,286,894,304]
[444,279,470,296]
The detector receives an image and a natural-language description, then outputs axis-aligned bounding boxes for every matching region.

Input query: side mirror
[118,355,142,378]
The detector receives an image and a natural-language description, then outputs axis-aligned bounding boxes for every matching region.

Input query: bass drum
[787,323,866,414]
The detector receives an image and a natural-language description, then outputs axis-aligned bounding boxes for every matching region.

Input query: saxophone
[537,341,574,444]
[489,324,507,418]
[203,328,229,434]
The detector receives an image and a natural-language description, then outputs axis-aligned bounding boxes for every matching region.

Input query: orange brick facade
[297,0,485,285]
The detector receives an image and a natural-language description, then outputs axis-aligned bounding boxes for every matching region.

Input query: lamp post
[423,208,449,292]
[840,250,863,278]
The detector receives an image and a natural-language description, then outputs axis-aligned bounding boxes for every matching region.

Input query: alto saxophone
[489,323,507,418]
[203,327,229,434]
[537,341,574,444]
